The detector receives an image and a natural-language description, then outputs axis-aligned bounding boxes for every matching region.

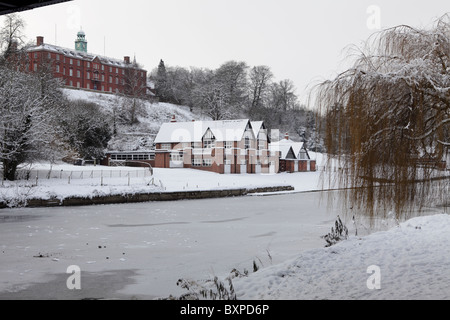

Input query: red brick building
[270,134,316,173]
[26,31,147,96]
[154,118,280,174]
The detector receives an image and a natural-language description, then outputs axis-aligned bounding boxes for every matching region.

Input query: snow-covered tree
[59,100,112,160]
[0,66,63,180]
[315,15,450,218]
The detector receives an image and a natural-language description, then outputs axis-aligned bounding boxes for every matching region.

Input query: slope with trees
[151,60,324,149]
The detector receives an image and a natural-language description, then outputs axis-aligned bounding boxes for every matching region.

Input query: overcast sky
[4,0,450,106]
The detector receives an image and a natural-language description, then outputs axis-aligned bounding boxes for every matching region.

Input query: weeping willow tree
[314,15,450,219]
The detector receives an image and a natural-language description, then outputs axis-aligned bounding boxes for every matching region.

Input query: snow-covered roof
[27,43,145,70]
[270,138,307,160]
[269,143,293,159]
[155,119,257,144]
[251,121,264,138]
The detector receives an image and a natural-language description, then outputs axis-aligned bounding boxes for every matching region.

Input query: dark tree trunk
[2,159,18,181]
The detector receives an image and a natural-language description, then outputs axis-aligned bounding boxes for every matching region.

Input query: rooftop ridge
[28,41,144,69]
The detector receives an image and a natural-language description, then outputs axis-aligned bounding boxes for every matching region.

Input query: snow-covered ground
[0,163,157,207]
[233,213,450,300]
[0,153,326,207]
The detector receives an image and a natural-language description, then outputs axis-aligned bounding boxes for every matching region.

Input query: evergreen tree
[156,59,169,102]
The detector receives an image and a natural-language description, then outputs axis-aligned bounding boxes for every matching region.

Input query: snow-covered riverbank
[1,159,325,208]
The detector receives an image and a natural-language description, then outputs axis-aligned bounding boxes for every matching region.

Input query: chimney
[124,56,130,64]
[285,133,289,140]
[37,36,44,46]
[171,115,177,123]
[10,40,18,52]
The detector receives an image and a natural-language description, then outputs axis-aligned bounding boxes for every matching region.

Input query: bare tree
[269,79,299,126]
[248,65,273,117]
[215,60,249,114]
[0,14,26,62]
[314,15,450,219]
[121,59,147,125]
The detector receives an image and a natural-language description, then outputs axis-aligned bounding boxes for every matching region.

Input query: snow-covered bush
[322,215,349,247]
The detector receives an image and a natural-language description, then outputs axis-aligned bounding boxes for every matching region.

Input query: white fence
[1,168,153,181]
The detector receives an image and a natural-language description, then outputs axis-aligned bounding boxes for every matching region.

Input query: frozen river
[0,191,368,300]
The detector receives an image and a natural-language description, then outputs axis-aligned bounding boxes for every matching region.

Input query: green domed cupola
[75,29,87,53]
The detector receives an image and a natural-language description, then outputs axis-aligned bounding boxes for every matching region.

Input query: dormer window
[299,149,309,160]
[203,129,215,149]
[203,138,215,149]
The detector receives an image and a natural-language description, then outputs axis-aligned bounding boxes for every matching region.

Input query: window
[56,65,60,73]
[203,159,212,167]
[192,159,202,167]
[109,67,112,72]
[299,150,309,160]
[258,140,266,150]
[87,62,90,68]
[101,75,105,82]
[70,59,73,65]
[69,69,73,76]
[161,144,171,150]
[109,76,112,83]
[131,154,151,161]
[116,68,119,74]
[33,63,37,72]
[225,141,233,149]
[77,82,81,88]
[171,153,184,162]
[77,70,81,78]
[116,77,119,85]
[77,60,81,66]
[34,53,37,59]
[203,139,215,149]
[101,65,104,71]
[245,137,250,149]
[87,83,90,89]
[87,72,90,80]
[56,54,60,61]
[47,53,51,59]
